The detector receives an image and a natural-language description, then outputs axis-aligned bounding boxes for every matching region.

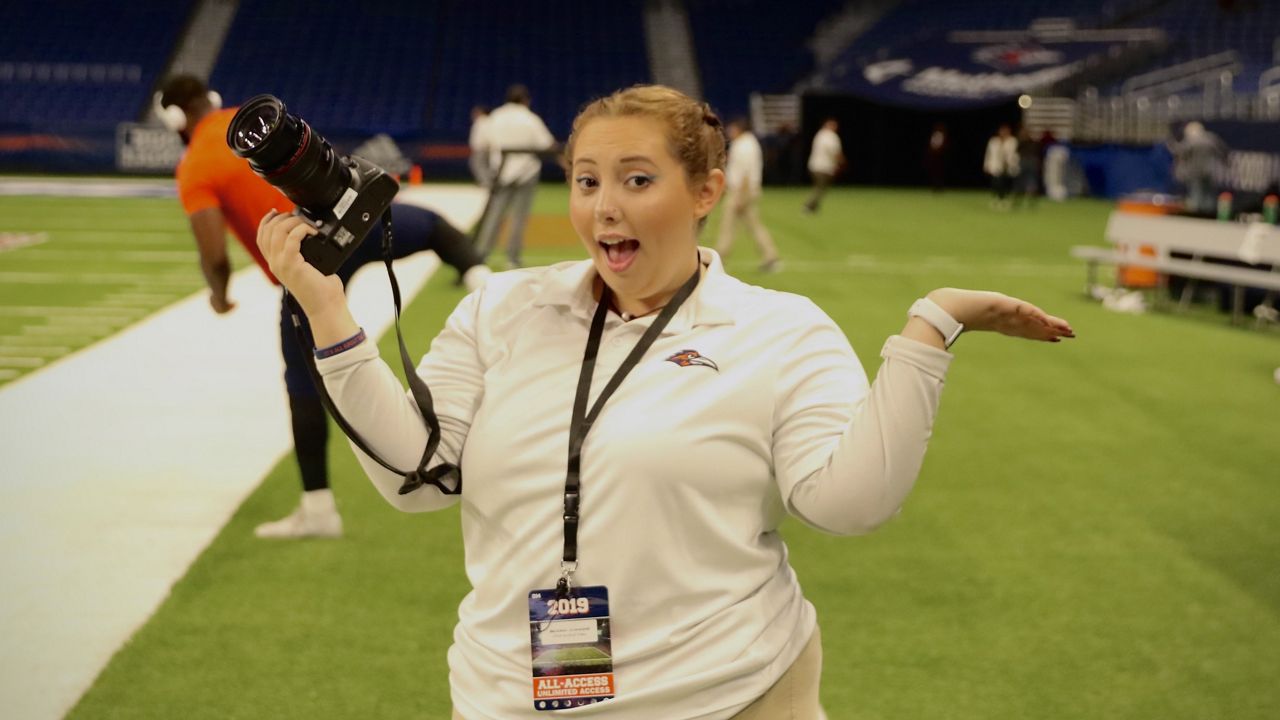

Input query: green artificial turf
[0,195,249,386]
[52,186,1280,719]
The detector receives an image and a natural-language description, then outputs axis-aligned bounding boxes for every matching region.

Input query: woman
[258,85,1074,719]
[984,123,1018,210]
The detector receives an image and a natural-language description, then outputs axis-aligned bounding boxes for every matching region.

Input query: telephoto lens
[225,94,400,275]
[227,94,351,212]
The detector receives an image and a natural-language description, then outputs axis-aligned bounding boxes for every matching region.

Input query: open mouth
[598,237,640,273]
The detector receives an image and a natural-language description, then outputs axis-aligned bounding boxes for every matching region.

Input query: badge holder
[528,573,614,711]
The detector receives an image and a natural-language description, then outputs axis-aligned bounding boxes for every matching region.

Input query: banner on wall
[821,36,1121,109]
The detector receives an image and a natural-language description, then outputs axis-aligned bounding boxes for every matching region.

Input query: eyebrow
[572,155,657,167]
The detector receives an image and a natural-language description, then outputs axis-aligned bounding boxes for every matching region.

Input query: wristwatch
[908,297,963,348]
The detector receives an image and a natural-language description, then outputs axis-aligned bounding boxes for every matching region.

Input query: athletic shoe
[462,264,493,292]
[759,258,783,274]
[254,489,343,539]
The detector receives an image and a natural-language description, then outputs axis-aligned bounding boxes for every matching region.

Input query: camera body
[227,94,400,275]
[295,154,398,274]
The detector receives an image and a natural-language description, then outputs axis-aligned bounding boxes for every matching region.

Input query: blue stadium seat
[0,1,192,131]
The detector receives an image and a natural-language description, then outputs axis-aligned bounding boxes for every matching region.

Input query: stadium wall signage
[824,39,1116,109]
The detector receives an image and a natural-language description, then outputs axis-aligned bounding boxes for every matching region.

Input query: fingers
[256,210,317,271]
[283,219,317,259]
[1045,313,1075,339]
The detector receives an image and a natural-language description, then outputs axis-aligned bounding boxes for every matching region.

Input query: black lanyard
[558,263,701,594]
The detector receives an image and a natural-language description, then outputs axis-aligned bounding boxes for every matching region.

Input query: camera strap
[285,209,461,497]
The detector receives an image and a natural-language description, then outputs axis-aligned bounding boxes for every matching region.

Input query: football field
[2,185,1278,719]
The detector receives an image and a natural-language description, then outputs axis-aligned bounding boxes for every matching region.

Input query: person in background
[925,122,948,193]
[803,118,843,214]
[716,117,780,272]
[157,74,490,539]
[984,123,1018,210]
[1013,126,1041,209]
[467,105,492,187]
[473,84,556,268]
[1169,121,1227,216]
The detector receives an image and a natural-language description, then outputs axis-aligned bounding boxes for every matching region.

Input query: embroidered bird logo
[665,349,719,371]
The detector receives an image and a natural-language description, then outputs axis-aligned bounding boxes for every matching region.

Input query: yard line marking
[0,345,69,355]
[0,306,151,317]
[756,257,1083,277]
[21,326,109,337]
[42,314,135,326]
[0,357,44,368]
[0,272,197,285]
[59,234,189,246]
[0,369,17,380]
[0,334,95,346]
[10,250,196,263]
[8,230,183,238]
[0,232,49,252]
[98,301,169,311]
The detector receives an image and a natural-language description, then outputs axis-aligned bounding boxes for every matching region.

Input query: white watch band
[908,297,963,348]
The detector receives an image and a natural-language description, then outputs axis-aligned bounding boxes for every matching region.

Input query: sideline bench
[1070,211,1280,323]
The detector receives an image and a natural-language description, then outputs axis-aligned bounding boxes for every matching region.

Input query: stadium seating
[209,0,436,137]
[0,1,192,131]
[1109,0,1280,94]
[685,0,845,120]
[209,0,649,142]
[423,0,649,140]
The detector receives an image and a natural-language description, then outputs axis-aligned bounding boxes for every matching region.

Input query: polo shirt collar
[532,247,735,331]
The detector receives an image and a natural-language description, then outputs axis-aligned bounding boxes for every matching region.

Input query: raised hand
[256,210,358,347]
[929,288,1075,343]
[256,210,345,317]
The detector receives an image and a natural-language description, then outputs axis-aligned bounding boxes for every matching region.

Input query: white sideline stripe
[0,184,486,720]
[0,177,176,198]
[0,258,441,720]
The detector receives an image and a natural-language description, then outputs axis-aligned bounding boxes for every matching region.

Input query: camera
[226,94,399,275]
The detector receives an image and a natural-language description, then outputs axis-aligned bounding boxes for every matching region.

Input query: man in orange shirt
[158,74,489,539]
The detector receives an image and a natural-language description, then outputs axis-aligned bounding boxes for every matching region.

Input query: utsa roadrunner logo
[665,349,718,371]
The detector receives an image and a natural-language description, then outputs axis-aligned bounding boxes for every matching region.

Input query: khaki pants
[716,192,779,266]
[732,625,824,719]
[804,172,833,212]
[452,627,824,720]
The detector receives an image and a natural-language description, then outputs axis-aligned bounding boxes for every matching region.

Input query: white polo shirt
[725,131,764,197]
[317,247,952,719]
[807,127,842,175]
[481,102,555,186]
